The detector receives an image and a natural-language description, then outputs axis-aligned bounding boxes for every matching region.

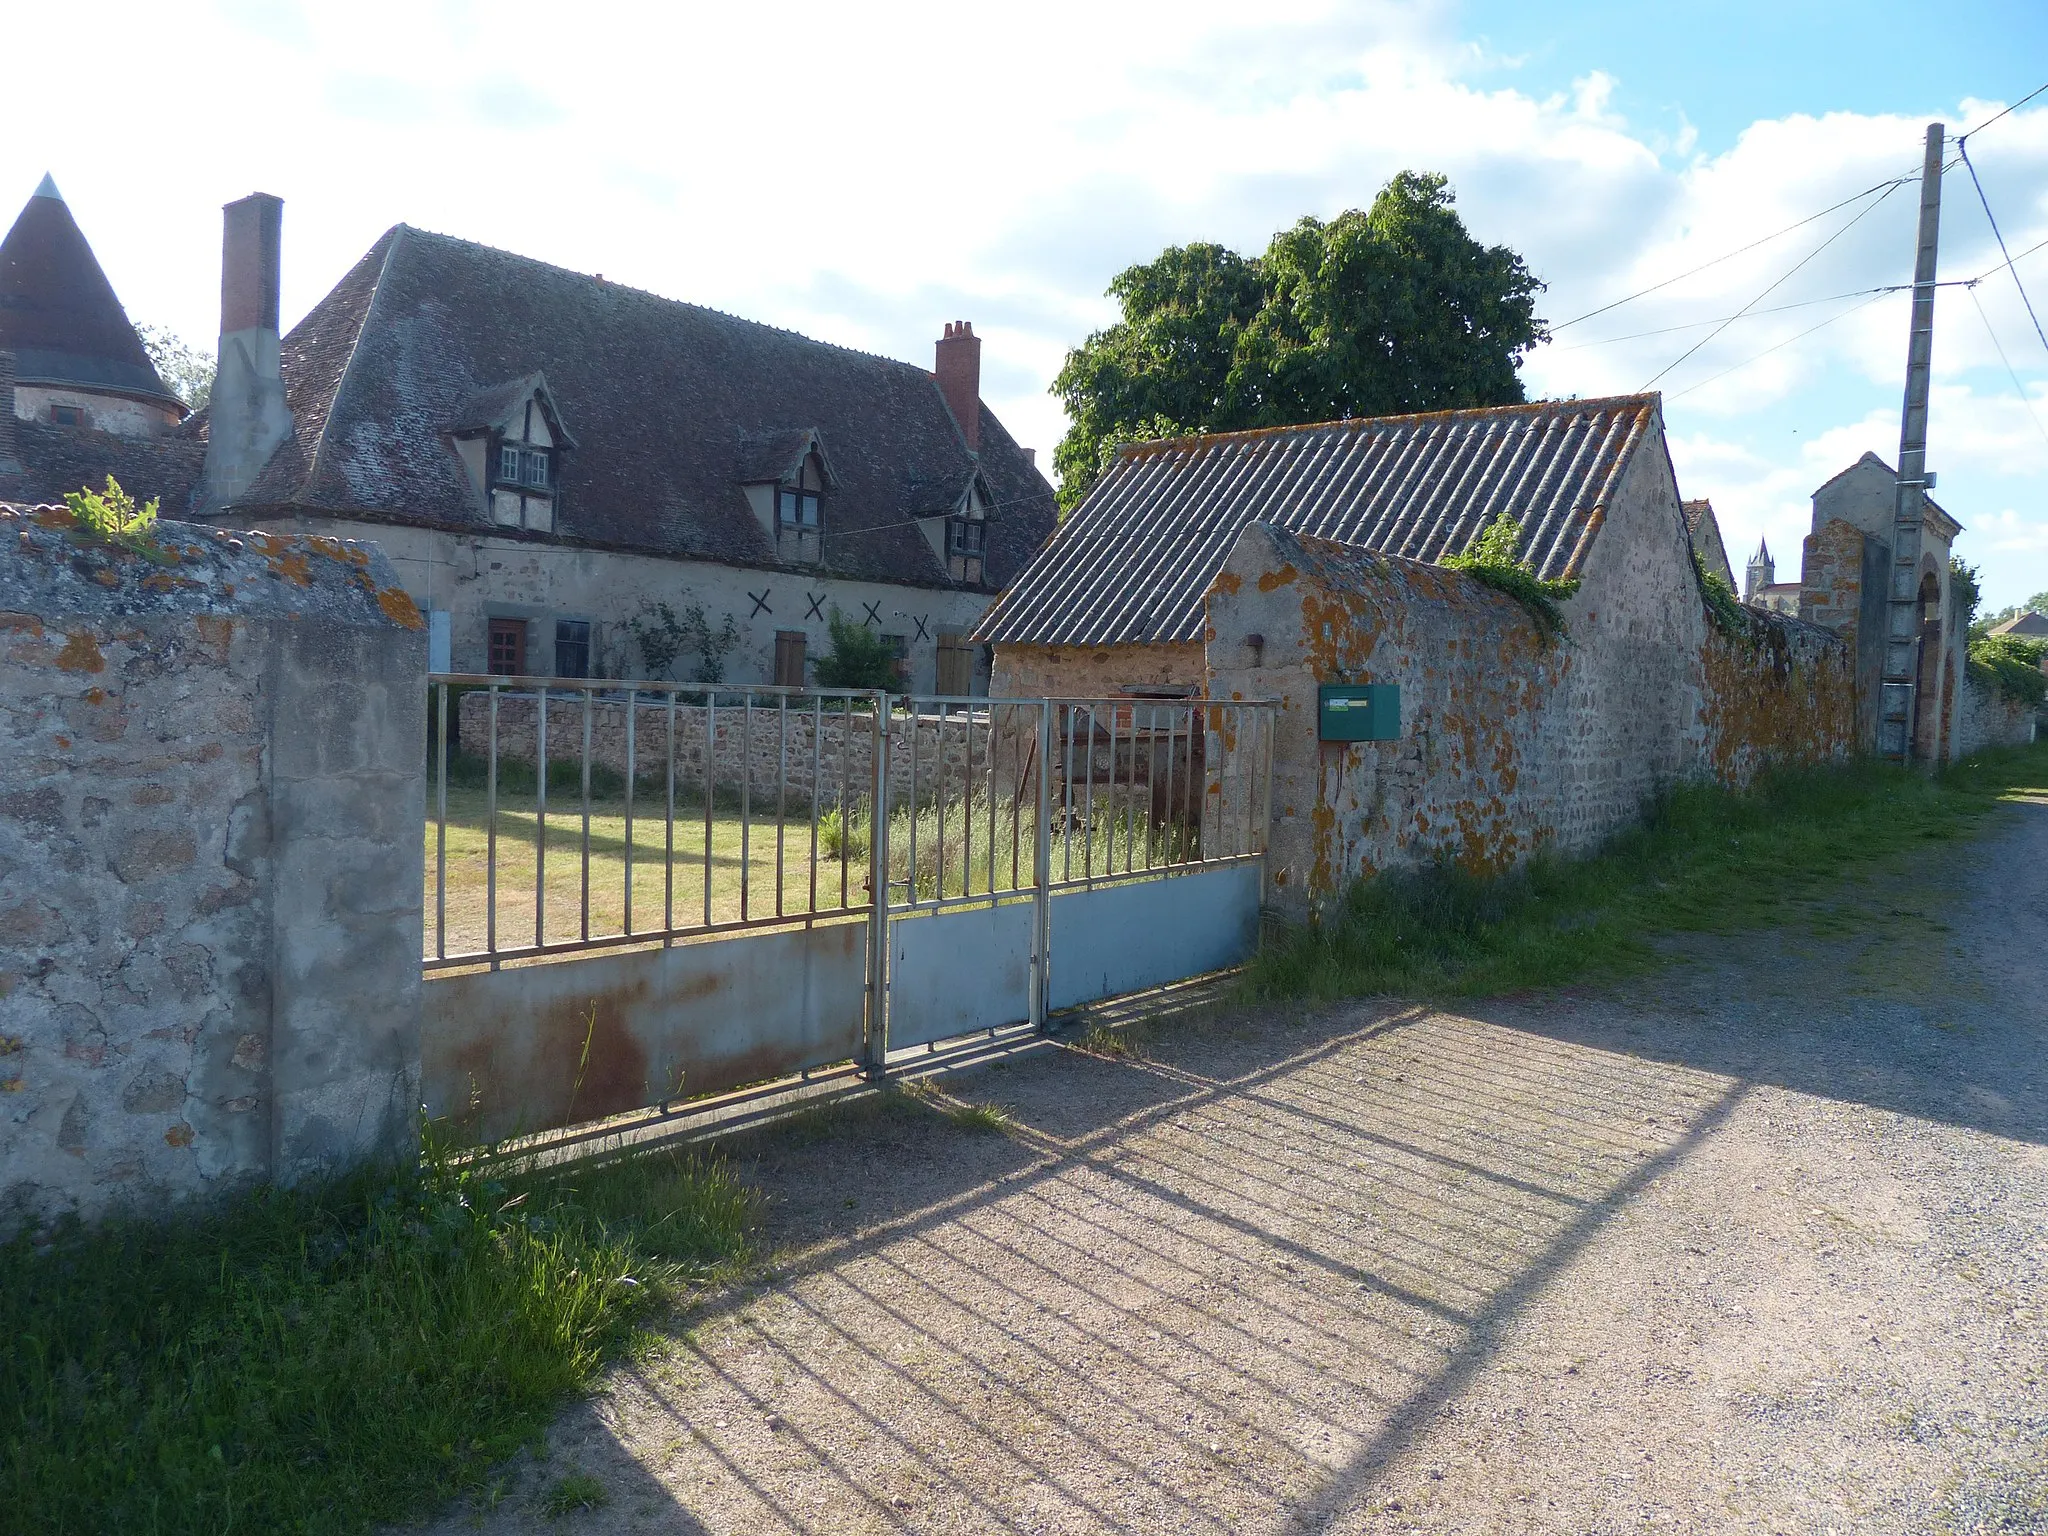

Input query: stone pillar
[0,506,425,1229]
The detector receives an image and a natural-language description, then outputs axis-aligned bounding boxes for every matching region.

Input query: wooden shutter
[936,635,973,696]
[774,630,807,688]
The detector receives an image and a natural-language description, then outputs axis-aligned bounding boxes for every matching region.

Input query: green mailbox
[1318,683,1400,742]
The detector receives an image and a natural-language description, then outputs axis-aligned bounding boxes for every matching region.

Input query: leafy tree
[811,609,899,690]
[137,325,214,412]
[1051,172,1545,509]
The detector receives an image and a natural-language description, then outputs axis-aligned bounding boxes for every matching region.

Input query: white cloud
[5,0,2044,601]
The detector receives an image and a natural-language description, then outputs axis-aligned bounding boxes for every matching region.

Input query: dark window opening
[50,403,82,428]
[488,618,527,676]
[776,449,826,546]
[777,487,821,528]
[554,619,592,679]
[497,442,552,490]
[774,630,807,688]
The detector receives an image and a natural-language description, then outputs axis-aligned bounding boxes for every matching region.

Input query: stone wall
[1,505,425,1229]
[1207,521,1858,922]
[1952,672,2041,758]
[1694,611,1860,786]
[989,641,1205,701]
[456,690,1042,811]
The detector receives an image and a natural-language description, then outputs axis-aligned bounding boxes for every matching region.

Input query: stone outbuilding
[976,394,1688,702]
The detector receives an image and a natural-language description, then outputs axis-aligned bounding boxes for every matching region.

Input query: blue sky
[8,1,2047,610]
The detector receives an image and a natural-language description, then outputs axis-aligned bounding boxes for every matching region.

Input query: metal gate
[417,677,1272,1143]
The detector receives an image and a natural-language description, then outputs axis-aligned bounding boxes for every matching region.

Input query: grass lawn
[0,1145,754,1536]
[425,783,868,956]
[1245,742,2048,1001]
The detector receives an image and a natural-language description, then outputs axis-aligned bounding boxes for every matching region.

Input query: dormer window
[774,448,827,564]
[449,373,575,538]
[947,507,986,585]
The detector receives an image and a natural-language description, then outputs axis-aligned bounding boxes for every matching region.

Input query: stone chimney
[935,320,981,453]
[0,351,19,474]
[201,193,292,513]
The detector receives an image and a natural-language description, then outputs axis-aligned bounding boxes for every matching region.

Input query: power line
[1956,79,2048,145]
[1968,283,2048,450]
[1666,291,1891,401]
[1957,139,2048,358]
[1550,281,1979,350]
[1549,174,1910,333]
[1640,179,1908,391]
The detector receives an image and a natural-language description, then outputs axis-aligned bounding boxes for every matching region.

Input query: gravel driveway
[429,792,2048,1534]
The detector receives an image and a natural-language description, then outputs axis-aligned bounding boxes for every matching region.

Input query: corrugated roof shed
[201,225,1055,592]
[978,394,1659,648]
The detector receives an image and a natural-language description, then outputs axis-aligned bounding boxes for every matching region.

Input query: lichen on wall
[1694,610,1858,786]
[1208,517,1861,924]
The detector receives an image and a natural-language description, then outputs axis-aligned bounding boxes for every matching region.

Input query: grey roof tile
[198,225,1055,592]
[977,394,1659,647]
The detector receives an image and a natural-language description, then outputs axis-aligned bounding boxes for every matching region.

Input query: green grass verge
[1245,742,2048,1001]
[0,1143,755,1536]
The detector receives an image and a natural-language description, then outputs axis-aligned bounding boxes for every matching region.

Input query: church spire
[1745,537,1775,602]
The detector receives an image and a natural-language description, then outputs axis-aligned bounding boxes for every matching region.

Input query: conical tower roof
[0,175,183,411]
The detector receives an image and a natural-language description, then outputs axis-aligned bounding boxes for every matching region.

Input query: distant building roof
[0,176,184,412]
[977,394,1660,648]
[1990,609,2048,638]
[1682,496,1734,589]
[201,224,1055,590]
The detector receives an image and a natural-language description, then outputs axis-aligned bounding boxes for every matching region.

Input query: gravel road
[426,791,2048,1534]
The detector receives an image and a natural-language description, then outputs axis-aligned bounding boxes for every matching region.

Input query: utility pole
[1878,122,1945,762]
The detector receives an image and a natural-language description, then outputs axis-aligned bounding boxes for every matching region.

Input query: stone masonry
[1208,522,1858,922]
[1,504,426,1228]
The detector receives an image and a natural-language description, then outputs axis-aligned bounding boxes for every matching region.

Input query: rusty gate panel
[422,919,866,1143]
[1047,861,1260,1012]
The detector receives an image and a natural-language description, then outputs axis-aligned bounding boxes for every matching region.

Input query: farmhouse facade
[1,180,1058,693]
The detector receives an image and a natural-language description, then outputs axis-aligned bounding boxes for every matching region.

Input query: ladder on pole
[1878,123,1945,762]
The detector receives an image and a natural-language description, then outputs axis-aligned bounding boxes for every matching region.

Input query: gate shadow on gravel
[471,999,1763,1532]
[451,804,2048,1530]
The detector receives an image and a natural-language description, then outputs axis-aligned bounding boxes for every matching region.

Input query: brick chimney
[0,350,19,474]
[934,320,981,453]
[200,193,292,513]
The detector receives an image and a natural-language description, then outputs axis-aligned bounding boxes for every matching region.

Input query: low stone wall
[457,691,1045,810]
[1,506,426,1230]
[1952,672,2041,758]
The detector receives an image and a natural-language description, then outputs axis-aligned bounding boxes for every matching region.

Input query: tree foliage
[1052,172,1546,509]
[1968,632,2048,707]
[137,325,214,412]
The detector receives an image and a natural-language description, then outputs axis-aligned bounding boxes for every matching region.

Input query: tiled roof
[1989,610,2048,637]
[977,394,1659,648]
[1680,498,1709,533]
[200,225,1055,591]
[0,418,205,511]
[0,178,183,411]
